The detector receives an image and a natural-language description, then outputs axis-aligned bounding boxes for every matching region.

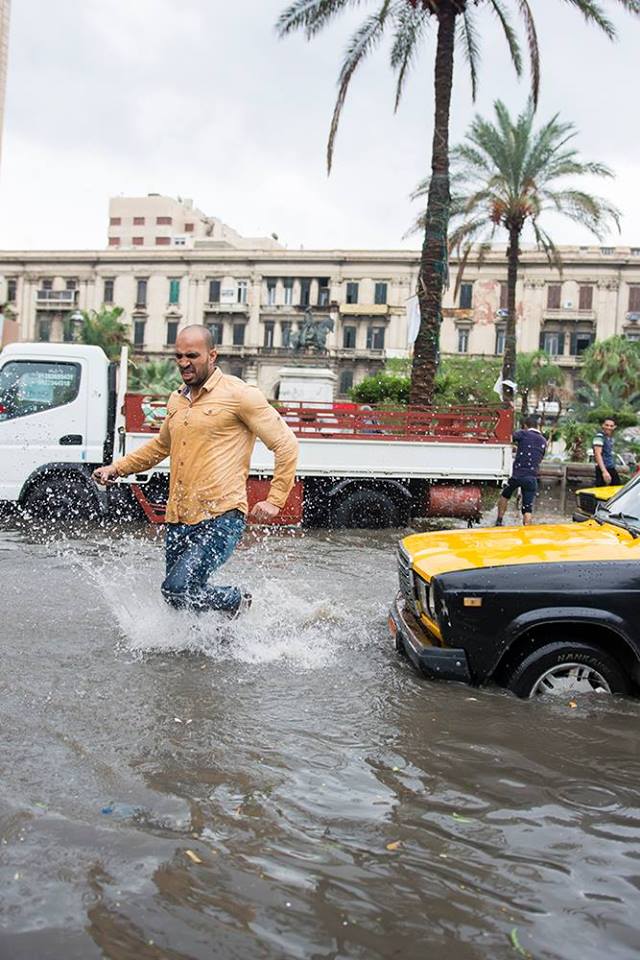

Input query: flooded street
[2,491,640,960]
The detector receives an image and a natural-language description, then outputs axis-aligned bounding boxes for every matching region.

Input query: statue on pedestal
[290,308,334,353]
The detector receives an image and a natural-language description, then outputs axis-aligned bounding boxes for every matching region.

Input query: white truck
[0,342,513,527]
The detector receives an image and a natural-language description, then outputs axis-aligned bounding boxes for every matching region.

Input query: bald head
[174,325,218,389]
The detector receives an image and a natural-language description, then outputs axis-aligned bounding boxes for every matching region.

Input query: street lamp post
[68,309,84,342]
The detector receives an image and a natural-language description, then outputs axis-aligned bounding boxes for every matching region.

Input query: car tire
[505,640,630,699]
[22,474,100,523]
[331,489,403,529]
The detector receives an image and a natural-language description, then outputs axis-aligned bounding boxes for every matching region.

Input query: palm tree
[581,334,640,394]
[516,350,562,417]
[128,358,181,395]
[277,0,639,405]
[413,101,620,401]
[78,306,130,360]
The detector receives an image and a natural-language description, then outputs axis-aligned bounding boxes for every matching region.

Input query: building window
[230,364,244,379]
[103,278,114,304]
[339,370,354,395]
[601,247,614,255]
[109,237,120,247]
[579,285,593,311]
[300,279,311,307]
[156,236,170,246]
[457,327,470,353]
[317,278,330,307]
[266,279,277,306]
[343,325,356,349]
[283,278,293,305]
[208,321,224,346]
[499,282,508,310]
[133,320,146,348]
[237,281,248,305]
[208,279,221,303]
[459,283,473,310]
[173,237,186,246]
[135,279,148,308]
[41,279,53,290]
[7,278,17,302]
[541,331,564,356]
[570,331,594,355]
[631,248,640,256]
[374,282,388,305]
[185,223,194,233]
[233,323,246,346]
[133,216,145,226]
[495,326,506,355]
[264,322,275,348]
[156,216,172,225]
[37,318,51,342]
[166,321,179,346]
[281,321,292,347]
[65,279,77,291]
[346,282,359,305]
[626,331,640,342]
[366,325,385,350]
[628,286,640,313]
[133,237,144,246]
[168,278,180,305]
[109,217,121,226]
[547,284,562,310]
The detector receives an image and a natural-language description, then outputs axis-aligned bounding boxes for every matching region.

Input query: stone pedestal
[277,366,336,404]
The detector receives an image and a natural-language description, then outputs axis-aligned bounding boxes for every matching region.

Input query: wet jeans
[161,510,246,613]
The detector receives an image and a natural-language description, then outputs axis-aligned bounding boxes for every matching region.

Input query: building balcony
[340,303,389,316]
[205,301,249,314]
[544,308,596,323]
[36,290,78,307]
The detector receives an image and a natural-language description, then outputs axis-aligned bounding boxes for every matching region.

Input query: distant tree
[580,336,640,398]
[411,101,619,402]
[78,307,129,360]
[349,356,502,406]
[516,351,562,417]
[128,358,181,395]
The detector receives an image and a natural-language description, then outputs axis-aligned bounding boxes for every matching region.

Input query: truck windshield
[0,360,80,421]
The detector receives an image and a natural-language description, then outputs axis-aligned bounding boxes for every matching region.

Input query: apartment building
[107,194,281,252]
[2,231,640,399]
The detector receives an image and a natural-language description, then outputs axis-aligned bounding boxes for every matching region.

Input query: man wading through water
[93,325,299,617]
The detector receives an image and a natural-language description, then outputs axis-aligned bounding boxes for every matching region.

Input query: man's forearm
[267,433,299,508]
[115,436,171,476]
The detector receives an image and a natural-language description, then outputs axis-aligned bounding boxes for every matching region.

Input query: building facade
[0,0,10,169]
[2,232,640,399]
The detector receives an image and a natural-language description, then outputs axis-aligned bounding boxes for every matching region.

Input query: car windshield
[596,475,640,529]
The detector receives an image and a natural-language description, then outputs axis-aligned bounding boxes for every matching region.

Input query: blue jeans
[501,475,538,515]
[161,510,246,613]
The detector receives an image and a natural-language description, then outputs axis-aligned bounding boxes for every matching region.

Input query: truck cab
[0,342,114,516]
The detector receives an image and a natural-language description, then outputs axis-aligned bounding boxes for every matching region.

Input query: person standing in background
[592,417,620,487]
[495,414,547,526]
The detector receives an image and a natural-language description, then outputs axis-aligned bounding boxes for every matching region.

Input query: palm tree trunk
[409,2,457,407]
[501,224,520,403]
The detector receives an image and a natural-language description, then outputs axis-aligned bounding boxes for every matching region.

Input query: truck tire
[505,640,630,699]
[331,489,401,529]
[22,474,100,523]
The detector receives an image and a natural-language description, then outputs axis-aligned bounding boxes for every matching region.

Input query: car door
[0,357,88,502]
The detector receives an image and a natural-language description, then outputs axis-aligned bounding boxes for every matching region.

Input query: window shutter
[569,333,577,355]
[557,333,565,355]
[539,331,545,350]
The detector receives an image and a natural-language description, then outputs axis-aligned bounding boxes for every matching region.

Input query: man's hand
[602,469,612,485]
[93,464,119,486]
[250,500,280,523]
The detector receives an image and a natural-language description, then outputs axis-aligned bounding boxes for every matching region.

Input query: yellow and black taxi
[389,475,640,699]
[573,483,623,521]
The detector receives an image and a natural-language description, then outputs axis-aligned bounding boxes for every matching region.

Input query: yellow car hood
[576,484,622,501]
[404,520,638,580]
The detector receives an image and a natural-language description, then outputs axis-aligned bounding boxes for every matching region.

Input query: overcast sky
[0,0,639,251]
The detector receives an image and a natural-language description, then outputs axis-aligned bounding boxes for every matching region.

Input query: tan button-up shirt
[115,369,299,525]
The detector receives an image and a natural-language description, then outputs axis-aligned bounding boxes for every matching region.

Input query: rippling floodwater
[2,490,640,960]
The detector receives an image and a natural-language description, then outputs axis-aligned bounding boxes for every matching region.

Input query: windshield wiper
[605,512,640,538]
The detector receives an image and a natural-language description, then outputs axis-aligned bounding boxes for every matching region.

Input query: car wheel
[331,489,401,528]
[505,641,630,699]
[22,475,100,523]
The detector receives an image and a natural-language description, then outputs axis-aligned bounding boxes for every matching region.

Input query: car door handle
[59,434,83,445]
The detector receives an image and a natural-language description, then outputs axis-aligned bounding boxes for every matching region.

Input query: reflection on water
[1,485,640,960]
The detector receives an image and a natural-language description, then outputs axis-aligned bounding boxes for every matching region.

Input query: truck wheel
[331,489,401,528]
[22,475,99,523]
[505,640,630,699]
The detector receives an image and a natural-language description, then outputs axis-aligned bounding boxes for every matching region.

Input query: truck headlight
[416,577,438,623]
[427,580,437,621]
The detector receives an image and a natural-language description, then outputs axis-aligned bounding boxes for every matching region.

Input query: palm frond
[514,0,540,106]
[458,7,480,101]
[276,0,356,38]
[327,2,391,172]
[486,0,522,76]
[389,4,430,112]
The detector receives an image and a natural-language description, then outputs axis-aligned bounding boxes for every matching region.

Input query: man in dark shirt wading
[495,415,547,526]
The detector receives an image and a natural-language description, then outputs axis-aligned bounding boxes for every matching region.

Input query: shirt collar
[179,367,222,399]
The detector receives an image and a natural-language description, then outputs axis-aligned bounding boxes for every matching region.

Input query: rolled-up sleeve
[238,389,299,508]
[114,415,172,476]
